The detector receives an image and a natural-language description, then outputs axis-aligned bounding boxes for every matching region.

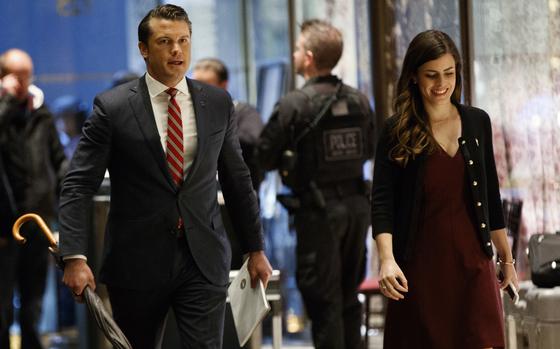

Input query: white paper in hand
[228,259,271,346]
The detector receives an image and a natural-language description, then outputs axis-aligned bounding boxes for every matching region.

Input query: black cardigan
[371,104,505,262]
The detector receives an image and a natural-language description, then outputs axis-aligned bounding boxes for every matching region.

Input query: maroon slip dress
[383,149,505,349]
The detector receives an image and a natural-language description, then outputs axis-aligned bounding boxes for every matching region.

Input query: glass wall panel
[165,0,248,101]
[471,0,560,273]
[295,0,358,87]
[250,0,291,118]
[251,0,291,62]
[249,0,308,340]
[393,0,461,63]
[0,0,138,106]
[385,0,461,115]
[294,0,372,98]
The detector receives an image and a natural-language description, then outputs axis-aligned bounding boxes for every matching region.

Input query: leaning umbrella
[12,213,133,349]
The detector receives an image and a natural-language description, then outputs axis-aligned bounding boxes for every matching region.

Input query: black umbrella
[12,213,132,349]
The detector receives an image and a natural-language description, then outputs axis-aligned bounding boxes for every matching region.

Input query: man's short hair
[300,19,343,71]
[138,4,192,45]
[192,58,229,83]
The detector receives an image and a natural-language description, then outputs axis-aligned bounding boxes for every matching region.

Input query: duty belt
[319,179,365,199]
[300,179,365,203]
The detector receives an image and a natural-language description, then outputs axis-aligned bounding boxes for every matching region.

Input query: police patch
[323,127,363,161]
[331,99,349,116]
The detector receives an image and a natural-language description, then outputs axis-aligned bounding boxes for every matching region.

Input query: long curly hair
[389,30,462,166]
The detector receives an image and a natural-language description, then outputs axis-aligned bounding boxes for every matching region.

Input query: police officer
[257,19,375,349]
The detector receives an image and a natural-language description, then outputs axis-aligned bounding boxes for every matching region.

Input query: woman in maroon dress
[371,30,519,349]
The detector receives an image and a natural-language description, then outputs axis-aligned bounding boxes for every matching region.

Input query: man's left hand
[247,250,272,289]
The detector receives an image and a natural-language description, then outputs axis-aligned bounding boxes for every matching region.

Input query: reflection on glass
[251,0,309,341]
[256,60,288,123]
[471,0,560,275]
[251,0,291,63]
[393,0,461,62]
[390,0,461,109]
[167,0,247,101]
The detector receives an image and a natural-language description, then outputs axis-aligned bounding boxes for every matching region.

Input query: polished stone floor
[10,329,384,349]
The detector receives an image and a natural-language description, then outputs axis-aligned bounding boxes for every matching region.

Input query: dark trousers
[107,236,227,349]
[294,194,370,349]
[0,228,49,349]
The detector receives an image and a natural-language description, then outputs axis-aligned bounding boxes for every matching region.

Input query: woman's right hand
[379,258,409,300]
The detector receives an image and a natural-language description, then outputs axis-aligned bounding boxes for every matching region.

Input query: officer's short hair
[192,58,229,83]
[300,19,343,71]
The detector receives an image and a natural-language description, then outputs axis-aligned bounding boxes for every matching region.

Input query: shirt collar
[145,72,189,98]
[303,74,339,88]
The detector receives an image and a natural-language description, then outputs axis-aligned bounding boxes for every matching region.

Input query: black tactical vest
[287,83,370,191]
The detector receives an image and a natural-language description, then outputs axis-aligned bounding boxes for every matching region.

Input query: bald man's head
[0,49,34,101]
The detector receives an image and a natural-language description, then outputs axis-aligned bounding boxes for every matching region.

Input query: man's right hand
[62,259,96,303]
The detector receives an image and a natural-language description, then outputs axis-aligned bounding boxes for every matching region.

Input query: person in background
[52,95,88,159]
[0,48,68,349]
[192,58,264,192]
[257,19,375,349]
[372,30,518,348]
[58,4,271,349]
[110,70,140,89]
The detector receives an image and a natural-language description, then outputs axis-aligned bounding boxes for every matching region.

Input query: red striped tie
[165,88,184,186]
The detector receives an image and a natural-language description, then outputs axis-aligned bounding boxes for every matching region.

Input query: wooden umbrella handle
[12,213,58,249]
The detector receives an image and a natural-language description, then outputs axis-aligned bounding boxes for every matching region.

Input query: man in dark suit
[59,4,272,349]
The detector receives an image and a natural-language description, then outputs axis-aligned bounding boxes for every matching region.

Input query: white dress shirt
[145,72,198,175]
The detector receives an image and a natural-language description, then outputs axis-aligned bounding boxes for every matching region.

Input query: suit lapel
[183,78,207,187]
[128,76,176,190]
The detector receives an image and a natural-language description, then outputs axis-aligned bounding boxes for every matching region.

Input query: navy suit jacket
[59,76,263,289]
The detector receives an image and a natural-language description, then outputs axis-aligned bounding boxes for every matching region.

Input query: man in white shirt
[59,5,271,349]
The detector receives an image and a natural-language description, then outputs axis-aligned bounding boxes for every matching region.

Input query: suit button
[469,160,474,165]
[473,181,478,186]
[481,223,486,229]
[477,201,482,207]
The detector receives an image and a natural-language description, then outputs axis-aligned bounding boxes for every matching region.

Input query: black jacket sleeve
[256,102,289,171]
[371,119,400,237]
